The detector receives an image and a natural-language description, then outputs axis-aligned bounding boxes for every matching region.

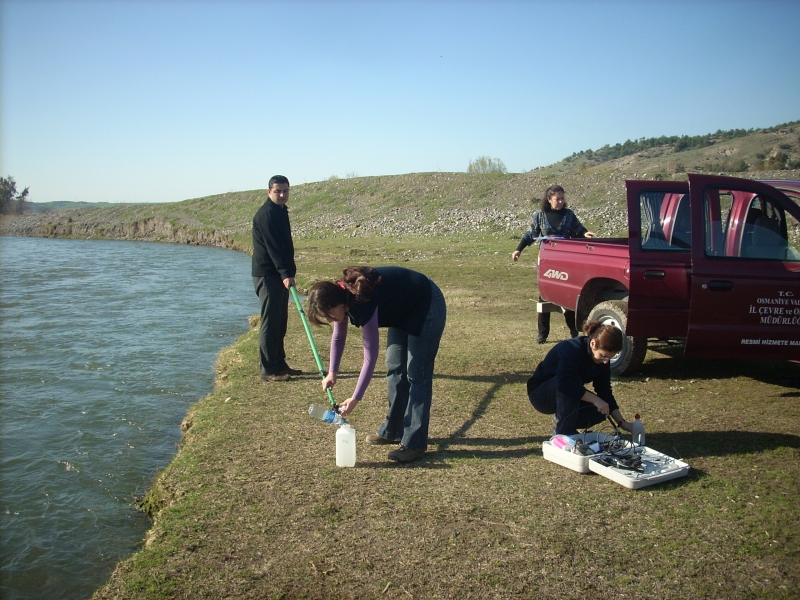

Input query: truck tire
[587,300,647,376]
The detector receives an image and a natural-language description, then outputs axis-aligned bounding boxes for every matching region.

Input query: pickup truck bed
[537,174,800,375]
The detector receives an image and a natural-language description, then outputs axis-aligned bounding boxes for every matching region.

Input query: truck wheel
[587,300,647,376]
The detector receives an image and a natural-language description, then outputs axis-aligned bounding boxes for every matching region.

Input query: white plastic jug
[335,424,356,467]
[631,414,645,447]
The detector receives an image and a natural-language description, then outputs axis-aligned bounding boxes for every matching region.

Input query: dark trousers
[537,303,578,340]
[253,276,289,376]
[527,376,605,435]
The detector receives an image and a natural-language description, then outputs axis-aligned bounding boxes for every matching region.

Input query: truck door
[626,180,693,338]
[686,174,800,360]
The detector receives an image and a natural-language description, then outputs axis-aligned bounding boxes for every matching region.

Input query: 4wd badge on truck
[542,269,569,281]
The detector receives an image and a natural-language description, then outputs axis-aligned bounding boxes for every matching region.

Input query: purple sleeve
[351,309,380,400]
[329,319,348,374]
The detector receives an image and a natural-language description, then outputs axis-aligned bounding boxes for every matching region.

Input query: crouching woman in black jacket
[527,320,635,435]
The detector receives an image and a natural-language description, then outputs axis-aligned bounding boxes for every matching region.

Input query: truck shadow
[633,341,800,389]
[643,430,800,460]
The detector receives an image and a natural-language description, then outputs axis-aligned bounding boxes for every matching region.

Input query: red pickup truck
[537,174,800,375]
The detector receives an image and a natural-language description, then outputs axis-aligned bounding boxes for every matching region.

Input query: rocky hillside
[538,122,800,176]
[2,170,798,251]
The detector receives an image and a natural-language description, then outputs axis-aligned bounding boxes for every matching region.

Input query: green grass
[93,234,799,600]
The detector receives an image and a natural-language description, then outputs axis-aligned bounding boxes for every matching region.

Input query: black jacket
[347,267,433,336]
[251,199,295,279]
[527,336,618,410]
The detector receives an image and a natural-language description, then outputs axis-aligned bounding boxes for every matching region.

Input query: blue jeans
[377,283,446,450]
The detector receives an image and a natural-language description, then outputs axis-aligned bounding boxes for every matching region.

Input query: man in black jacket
[252,175,302,381]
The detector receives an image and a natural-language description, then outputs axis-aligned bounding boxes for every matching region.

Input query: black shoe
[387,445,426,463]
[280,365,303,376]
[536,337,547,344]
[569,329,580,338]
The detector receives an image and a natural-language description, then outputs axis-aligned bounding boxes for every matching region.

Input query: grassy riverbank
[93,233,800,599]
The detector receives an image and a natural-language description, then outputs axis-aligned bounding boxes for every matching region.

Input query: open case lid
[588,446,690,489]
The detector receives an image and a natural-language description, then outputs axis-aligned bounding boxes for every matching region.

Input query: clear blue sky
[2,0,798,204]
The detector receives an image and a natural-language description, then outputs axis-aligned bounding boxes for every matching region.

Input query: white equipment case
[542,432,689,489]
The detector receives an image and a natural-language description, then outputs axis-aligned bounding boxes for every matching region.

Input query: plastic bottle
[631,414,645,447]
[335,423,356,467]
[308,403,345,425]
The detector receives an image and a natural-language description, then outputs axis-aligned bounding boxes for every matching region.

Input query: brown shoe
[366,433,399,445]
[261,373,290,382]
[387,445,426,463]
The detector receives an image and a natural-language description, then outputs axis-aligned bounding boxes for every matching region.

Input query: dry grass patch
[99,238,799,600]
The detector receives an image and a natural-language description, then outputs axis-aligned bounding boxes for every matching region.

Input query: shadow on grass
[431,367,799,471]
[353,459,453,470]
[637,341,800,388]
[433,371,530,453]
[431,430,799,461]
[350,362,799,470]
[647,430,800,460]
[354,431,799,473]
[354,368,538,470]
[355,440,545,470]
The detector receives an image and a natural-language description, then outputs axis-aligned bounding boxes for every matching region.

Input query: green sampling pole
[289,284,337,411]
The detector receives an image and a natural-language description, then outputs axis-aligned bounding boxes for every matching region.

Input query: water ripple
[1,237,256,600]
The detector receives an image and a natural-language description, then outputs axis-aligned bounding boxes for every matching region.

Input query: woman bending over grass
[307,266,446,464]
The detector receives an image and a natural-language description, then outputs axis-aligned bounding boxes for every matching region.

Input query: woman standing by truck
[512,184,595,343]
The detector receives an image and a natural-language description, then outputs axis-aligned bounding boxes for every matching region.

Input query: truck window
[668,195,692,248]
[704,189,799,261]
[639,192,691,251]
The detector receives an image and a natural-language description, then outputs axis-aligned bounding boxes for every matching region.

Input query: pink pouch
[550,435,575,451]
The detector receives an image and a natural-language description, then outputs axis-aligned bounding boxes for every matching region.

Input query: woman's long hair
[582,320,623,353]
[306,267,383,326]
[340,266,382,300]
[539,184,566,212]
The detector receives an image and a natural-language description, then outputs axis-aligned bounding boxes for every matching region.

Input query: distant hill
[536,120,800,176]
[4,119,799,247]
[27,201,127,213]
[4,168,799,250]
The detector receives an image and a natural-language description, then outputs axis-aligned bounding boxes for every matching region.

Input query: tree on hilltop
[468,156,507,174]
[1,176,30,215]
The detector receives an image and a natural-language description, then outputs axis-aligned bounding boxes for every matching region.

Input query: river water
[0,237,257,600]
